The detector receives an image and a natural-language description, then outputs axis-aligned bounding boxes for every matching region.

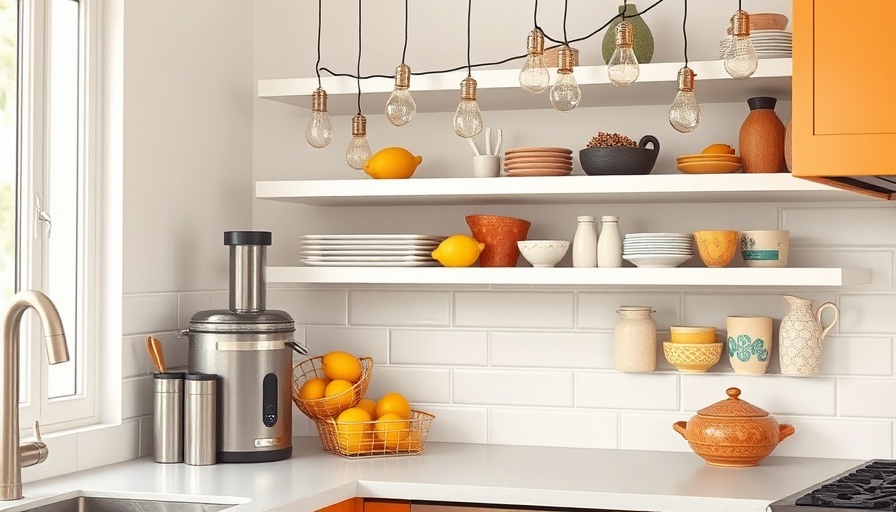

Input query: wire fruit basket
[314,410,435,458]
[292,356,373,419]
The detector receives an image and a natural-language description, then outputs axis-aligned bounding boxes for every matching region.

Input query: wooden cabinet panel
[318,498,362,512]
[793,0,896,179]
[363,499,412,512]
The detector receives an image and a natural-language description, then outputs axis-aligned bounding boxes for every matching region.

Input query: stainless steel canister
[153,372,185,463]
[184,373,217,466]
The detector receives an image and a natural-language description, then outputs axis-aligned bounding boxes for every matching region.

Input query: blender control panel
[262,373,278,427]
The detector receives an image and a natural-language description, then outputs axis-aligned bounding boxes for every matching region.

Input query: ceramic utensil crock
[674,387,795,467]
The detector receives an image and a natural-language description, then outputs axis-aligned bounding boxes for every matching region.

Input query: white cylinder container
[597,216,622,268]
[572,216,597,267]
[614,307,657,372]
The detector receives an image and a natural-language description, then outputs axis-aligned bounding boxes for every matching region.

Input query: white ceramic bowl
[517,240,570,267]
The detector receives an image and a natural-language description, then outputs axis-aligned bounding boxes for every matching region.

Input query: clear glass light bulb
[607,21,639,88]
[305,88,332,148]
[454,77,483,138]
[723,35,758,79]
[550,71,581,112]
[669,67,701,133]
[724,11,758,79]
[346,114,372,169]
[519,29,549,94]
[385,64,416,126]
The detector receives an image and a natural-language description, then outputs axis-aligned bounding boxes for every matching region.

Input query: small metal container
[184,373,217,466]
[153,372,185,463]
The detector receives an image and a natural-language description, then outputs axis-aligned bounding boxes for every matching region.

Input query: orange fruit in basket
[374,412,410,449]
[298,377,330,400]
[335,407,374,454]
[375,392,411,419]
[357,398,378,419]
[323,379,355,411]
[322,351,363,382]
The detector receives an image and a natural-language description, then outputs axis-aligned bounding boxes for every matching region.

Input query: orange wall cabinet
[318,498,411,512]
[792,0,896,198]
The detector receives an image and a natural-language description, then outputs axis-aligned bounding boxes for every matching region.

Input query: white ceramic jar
[572,216,597,267]
[614,306,657,372]
[597,215,622,267]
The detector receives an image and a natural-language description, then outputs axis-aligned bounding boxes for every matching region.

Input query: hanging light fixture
[669,0,700,132]
[385,0,416,126]
[723,6,758,79]
[305,0,332,148]
[453,0,483,138]
[607,1,639,88]
[346,0,371,168]
[519,29,550,94]
[549,0,580,111]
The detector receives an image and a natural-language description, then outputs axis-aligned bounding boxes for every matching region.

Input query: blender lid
[188,309,295,333]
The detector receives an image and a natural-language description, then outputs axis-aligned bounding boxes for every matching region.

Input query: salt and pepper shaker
[597,216,622,267]
[184,373,217,466]
[153,372,185,463]
[572,216,598,267]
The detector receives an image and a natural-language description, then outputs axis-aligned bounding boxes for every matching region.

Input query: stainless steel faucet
[0,290,69,500]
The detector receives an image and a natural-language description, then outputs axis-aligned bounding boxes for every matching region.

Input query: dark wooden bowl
[579,135,660,176]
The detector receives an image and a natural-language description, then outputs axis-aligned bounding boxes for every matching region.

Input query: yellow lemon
[374,412,410,449]
[321,351,363,382]
[298,377,330,400]
[702,143,736,155]
[322,379,355,414]
[356,398,378,419]
[375,392,412,419]
[431,235,485,267]
[335,407,374,454]
[363,147,423,179]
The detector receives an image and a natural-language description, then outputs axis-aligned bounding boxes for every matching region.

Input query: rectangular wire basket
[314,410,435,458]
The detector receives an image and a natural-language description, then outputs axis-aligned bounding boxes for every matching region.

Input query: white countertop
[0,437,864,512]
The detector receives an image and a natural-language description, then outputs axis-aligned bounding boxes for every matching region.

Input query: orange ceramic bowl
[693,230,739,268]
[670,326,718,344]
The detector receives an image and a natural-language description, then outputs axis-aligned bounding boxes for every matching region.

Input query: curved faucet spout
[0,290,69,500]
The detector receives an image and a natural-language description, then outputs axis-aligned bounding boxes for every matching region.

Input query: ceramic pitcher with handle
[779,295,839,376]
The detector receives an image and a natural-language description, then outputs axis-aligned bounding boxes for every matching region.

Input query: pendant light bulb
[669,67,701,133]
[305,88,333,148]
[346,114,372,169]
[385,63,416,126]
[453,76,483,138]
[519,29,550,94]
[723,11,758,79]
[607,21,640,88]
[549,46,581,112]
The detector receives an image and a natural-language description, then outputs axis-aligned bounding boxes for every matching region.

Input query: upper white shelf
[267,266,871,287]
[255,174,874,207]
[258,58,793,115]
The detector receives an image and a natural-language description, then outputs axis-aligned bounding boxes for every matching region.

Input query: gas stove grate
[795,461,896,510]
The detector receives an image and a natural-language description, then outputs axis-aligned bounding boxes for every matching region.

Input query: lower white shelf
[267,266,871,287]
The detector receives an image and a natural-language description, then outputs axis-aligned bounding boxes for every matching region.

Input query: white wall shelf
[255,174,873,207]
[258,58,792,115]
[267,266,871,287]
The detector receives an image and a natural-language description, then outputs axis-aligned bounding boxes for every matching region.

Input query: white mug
[726,315,773,375]
[473,155,501,178]
[741,230,789,267]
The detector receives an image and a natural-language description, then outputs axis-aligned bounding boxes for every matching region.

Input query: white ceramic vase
[778,295,839,377]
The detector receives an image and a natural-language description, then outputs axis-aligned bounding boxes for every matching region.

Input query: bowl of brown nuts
[579,133,660,176]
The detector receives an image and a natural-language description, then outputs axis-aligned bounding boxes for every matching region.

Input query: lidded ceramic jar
[613,306,656,372]
[673,387,795,467]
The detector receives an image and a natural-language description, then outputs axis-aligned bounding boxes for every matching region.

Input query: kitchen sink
[10,494,240,512]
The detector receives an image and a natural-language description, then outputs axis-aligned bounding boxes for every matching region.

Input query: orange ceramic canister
[739,96,787,173]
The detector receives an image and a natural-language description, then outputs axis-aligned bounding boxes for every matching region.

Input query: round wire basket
[292,356,373,419]
[314,410,435,458]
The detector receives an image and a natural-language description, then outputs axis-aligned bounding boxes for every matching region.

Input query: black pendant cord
[533,0,540,30]
[682,0,689,67]
[401,0,409,64]
[315,0,322,87]
[356,0,362,115]
[738,0,742,11]
[466,0,472,77]
[562,0,569,46]
[622,0,627,21]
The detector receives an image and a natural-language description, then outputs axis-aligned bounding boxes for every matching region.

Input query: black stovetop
[771,460,896,511]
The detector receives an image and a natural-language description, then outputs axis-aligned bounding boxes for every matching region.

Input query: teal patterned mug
[726,316,773,374]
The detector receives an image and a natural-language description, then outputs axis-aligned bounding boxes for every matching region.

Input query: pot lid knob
[727,387,741,399]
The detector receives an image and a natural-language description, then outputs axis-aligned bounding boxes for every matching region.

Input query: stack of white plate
[503,147,573,177]
[622,233,694,268]
[719,30,792,59]
[299,234,446,267]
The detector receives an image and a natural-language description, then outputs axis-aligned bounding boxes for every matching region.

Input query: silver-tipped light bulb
[607,21,640,88]
[345,114,372,169]
[669,67,701,133]
[549,46,581,112]
[453,76,483,138]
[385,63,416,126]
[519,29,550,94]
[305,88,333,148]
[723,10,758,79]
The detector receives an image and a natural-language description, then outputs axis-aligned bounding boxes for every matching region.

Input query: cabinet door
[318,498,362,512]
[364,499,411,512]
[792,0,896,178]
